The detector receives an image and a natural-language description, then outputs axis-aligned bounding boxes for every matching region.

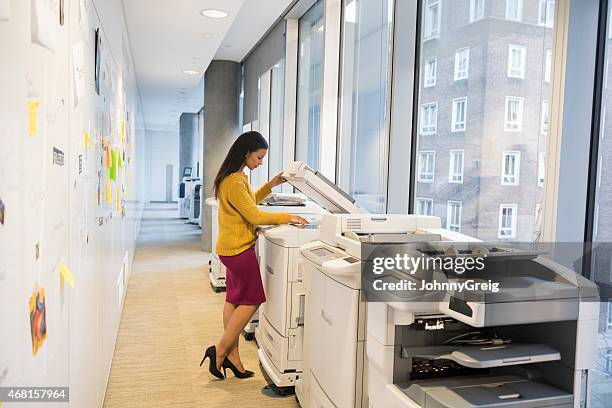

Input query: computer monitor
[183,167,192,177]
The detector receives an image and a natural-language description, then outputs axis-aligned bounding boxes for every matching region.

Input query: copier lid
[282,161,365,214]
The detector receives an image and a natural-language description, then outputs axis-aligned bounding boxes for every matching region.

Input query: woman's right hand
[290,215,309,227]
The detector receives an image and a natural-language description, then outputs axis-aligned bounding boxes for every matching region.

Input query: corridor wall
[0,0,145,407]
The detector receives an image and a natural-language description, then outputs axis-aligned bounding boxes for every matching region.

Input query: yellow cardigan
[216,172,291,256]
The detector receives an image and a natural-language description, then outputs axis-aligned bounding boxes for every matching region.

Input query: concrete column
[201,60,241,251]
[178,113,198,182]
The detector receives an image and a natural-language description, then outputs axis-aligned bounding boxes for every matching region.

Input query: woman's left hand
[269,172,286,187]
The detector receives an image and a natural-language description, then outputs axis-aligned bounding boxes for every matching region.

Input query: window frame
[501,150,521,186]
[538,152,546,187]
[416,197,434,216]
[538,0,555,28]
[454,47,470,81]
[504,96,524,132]
[545,50,552,83]
[505,0,523,22]
[451,97,467,132]
[448,149,465,184]
[421,102,438,135]
[469,0,485,23]
[424,0,441,40]
[446,200,463,232]
[498,204,518,239]
[424,57,437,88]
[541,100,549,134]
[507,44,527,79]
[418,151,436,183]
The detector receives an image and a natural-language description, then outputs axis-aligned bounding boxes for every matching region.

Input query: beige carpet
[104,210,300,407]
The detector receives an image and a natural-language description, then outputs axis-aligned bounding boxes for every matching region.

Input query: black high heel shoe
[222,357,254,378]
[200,345,225,380]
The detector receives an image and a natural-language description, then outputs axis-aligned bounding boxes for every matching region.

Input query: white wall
[145,129,179,202]
[0,1,145,407]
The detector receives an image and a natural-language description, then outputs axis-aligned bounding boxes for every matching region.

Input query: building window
[505,96,524,132]
[454,48,470,81]
[538,152,545,187]
[538,0,555,28]
[424,57,437,87]
[535,203,541,226]
[447,201,462,232]
[418,151,436,182]
[507,44,526,79]
[501,151,521,185]
[606,349,612,374]
[545,50,552,83]
[449,150,464,183]
[452,97,467,132]
[499,204,518,238]
[541,100,549,134]
[424,0,441,40]
[416,197,434,216]
[421,103,438,135]
[470,0,485,23]
[505,0,523,22]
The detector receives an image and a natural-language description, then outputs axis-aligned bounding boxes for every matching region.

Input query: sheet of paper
[79,0,89,40]
[31,0,58,53]
[116,147,122,169]
[105,180,111,204]
[29,287,48,356]
[83,131,91,149]
[0,0,11,21]
[59,261,75,288]
[121,120,126,146]
[28,99,40,136]
[72,41,86,106]
[109,148,117,181]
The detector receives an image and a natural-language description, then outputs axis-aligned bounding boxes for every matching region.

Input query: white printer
[256,161,365,393]
[365,241,600,408]
[299,214,444,408]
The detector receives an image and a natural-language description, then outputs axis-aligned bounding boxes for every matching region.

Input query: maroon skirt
[219,246,266,305]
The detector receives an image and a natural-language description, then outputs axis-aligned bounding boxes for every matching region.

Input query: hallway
[103,206,299,407]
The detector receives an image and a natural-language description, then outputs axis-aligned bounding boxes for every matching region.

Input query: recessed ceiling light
[182,70,200,75]
[201,9,229,19]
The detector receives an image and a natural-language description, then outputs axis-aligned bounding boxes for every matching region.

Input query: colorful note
[109,148,117,181]
[59,261,75,288]
[29,287,47,356]
[105,180,111,204]
[121,120,126,146]
[28,99,40,136]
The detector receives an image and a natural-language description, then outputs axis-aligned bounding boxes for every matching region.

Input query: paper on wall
[0,0,11,21]
[28,99,40,136]
[72,41,86,106]
[59,261,75,288]
[79,0,89,40]
[31,0,58,53]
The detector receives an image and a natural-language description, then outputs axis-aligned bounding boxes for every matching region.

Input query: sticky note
[28,99,40,136]
[83,131,91,149]
[109,148,117,181]
[59,261,75,288]
[121,120,126,145]
[106,180,112,204]
[117,147,122,169]
[105,145,111,168]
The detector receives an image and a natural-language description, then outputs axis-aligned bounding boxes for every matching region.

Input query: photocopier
[255,161,365,394]
[364,240,600,408]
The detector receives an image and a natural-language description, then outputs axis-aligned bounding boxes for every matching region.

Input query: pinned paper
[0,0,11,21]
[105,180,112,204]
[72,40,86,105]
[105,145,111,168]
[109,148,117,181]
[121,120,126,145]
[29,287,48,356]
[59,261,75,288]
[31,0,58,53]
[83,131,91,149]
[28,99,40,136]
[116,147,122,169]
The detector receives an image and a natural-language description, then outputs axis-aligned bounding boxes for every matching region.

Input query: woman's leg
[222,302,243,369]
[215,304,258,369]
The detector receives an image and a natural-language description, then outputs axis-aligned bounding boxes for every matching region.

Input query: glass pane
[413,0,553,240]
[269,60,285,184]
[337,0,394,213]
[296,0,325,170]
[589,2,612,405]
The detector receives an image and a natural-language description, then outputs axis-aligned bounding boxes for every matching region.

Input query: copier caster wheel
[243,331,255,341]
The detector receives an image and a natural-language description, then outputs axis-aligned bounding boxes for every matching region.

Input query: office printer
[367,241,600,408]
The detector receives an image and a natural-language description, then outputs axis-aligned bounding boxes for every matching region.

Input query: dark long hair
[213,131,268,198]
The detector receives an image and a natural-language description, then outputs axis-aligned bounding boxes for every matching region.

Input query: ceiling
[122,0,294,133]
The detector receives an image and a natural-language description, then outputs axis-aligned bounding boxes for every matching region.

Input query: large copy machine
[255,161,365,393]
[366,241,600,408]
[299,214,447,408]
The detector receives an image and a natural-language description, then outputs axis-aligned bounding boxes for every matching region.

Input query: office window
[535,203,541,226]
[424,58,437,87]
[538,152,545,187]
[607,349,612,374]
[418,151,435,182]
[416,198,434,216]
[498,204,518,238]
[505,0,523,22]
[421,103,438,134]
[545,50,552,83]
[501,151,521,185]
[454,48,470,81]
[414,1,554,240]
[505,96,524,132]
[541,100,549,134]
[470,0,485,22]
[447,201,462,232]
[538,0,555,28]
[448,150,464,183]
[452,98,467,132]
[338,0,394,213]
[424,0,441,40]
[268,61,285,181]
[607,303,612,330]
[295,0,325,170]
[507,44,526,79]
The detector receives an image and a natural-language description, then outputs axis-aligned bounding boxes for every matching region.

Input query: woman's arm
[255,172,286,204]
[229,183,291,225]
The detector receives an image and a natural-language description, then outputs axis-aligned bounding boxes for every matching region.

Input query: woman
[200,131,309,380]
